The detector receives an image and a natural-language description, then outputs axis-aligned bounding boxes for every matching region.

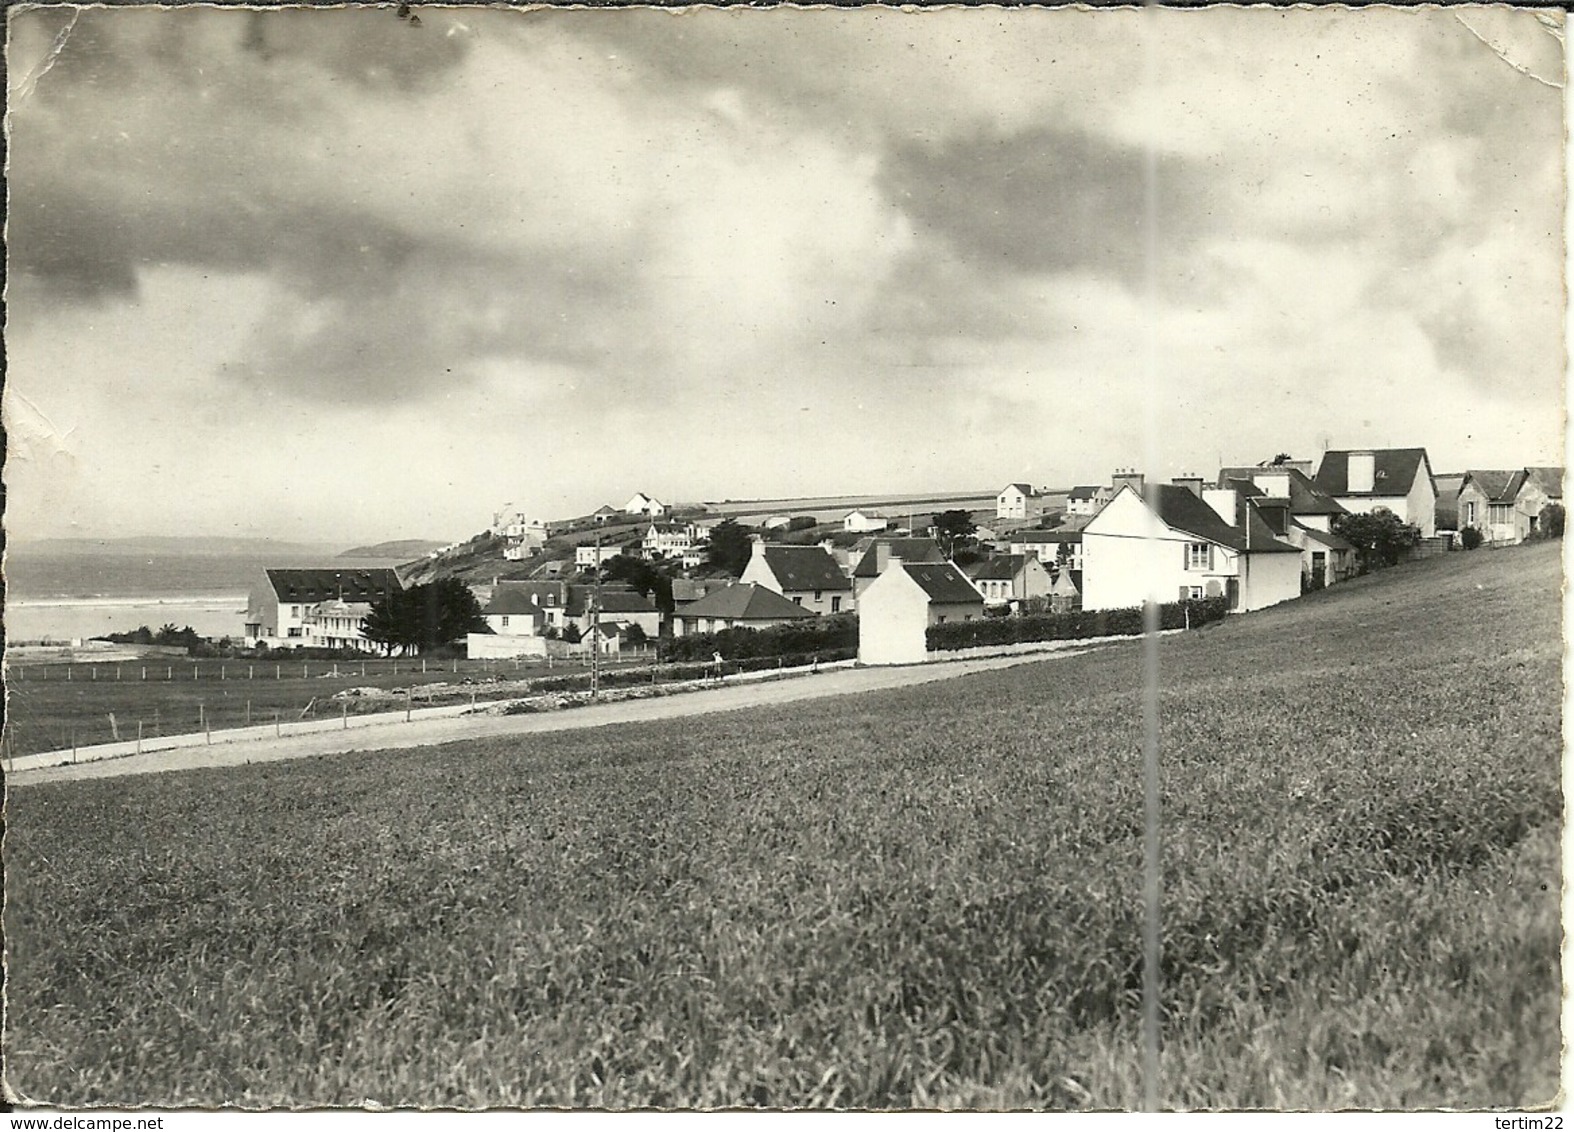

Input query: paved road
[8,651,1082,787]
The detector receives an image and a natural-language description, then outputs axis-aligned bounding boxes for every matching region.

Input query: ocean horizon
[4,549,412,643]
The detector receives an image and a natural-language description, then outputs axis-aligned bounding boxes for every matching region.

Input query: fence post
[137,720,143,755]
[275,710,281,737]
[168,666,173,680]
[67,665,72,682]
[250,665,255,679]
[221,666,226,681]
[142,666,147,681]
[277,664,282,680]
[342,702,348,729]
[92,666,97,681]
[406,688,412,722]
[117,665,122,681]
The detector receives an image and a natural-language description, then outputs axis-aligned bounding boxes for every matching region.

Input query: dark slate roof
[678,582,817,621]
[1067,486,1103,500]
[1314,449,1433,497]
[671,579,724,604]
[1145,485,1300,554]
[760,545,852,591]
[486,581,568,611]
[1012,529,1082,544]
[1524,466,1564,499]
[266,568,403,604]
[1218,467,1347,516]
[1002,482,1039,496]
[965,555,1032,582]
[1295,523,1355,551]
[1460,469,1521,502]
[902,563,985,604]
[852,538,945,577]
[563,586,655,616]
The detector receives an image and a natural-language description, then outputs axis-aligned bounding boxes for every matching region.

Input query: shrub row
[659,614,860,662]
[926,597,1230,652]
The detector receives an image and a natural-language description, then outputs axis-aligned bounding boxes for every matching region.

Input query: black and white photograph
[2,2,1565,1112]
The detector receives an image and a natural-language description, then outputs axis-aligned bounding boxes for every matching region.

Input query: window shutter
[1179,585,1190,602]
[1207,544,1215,570]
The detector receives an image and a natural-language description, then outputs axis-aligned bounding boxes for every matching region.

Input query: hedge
[660,615,860,663]
[926,597,1231,652]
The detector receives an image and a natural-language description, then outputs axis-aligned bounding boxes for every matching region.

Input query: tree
[1332,508,1421,573]
[361,577,487,655]
[1459,525,1484,550]
[560,623,583,644]
[706,519,755,576]
[933,510,979,558]
[1540,503,1565,539]
[1055,541,1074,574]
[599,554,675,613]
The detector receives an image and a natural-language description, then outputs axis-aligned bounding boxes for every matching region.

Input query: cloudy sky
[5,4,1565,544]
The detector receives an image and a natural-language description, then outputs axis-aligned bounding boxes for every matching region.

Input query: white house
[245,568,403,651]
[1065,485,1114,517]
[843,509,890,533]
[858,562,985,666]
[575,542,623,568]
[1458,468,1563,545]
[964,554,1052,608]
[997,483,1051,521]
[849,537,945,601]
[642,522,697,561]
[1008,529,1083,571]
[671,582,818,637]
[624,492,667,518]
[1216,467,1354,587]
[741,542,854,616]
[1313,449,1437,537]
[1081,484,1302,614]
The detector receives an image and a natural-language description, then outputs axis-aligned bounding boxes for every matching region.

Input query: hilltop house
[741,542,854,615]
[575,542,623,569]
[1314,449,1437,537]
[858,562,985,665]
[965,554,1052,608]
[997,483,1051,521]
[1081,483,1301,613]
[1065,485,1114,517]
[624,493,667,518]
[671,582,818,637]
[245,568,403,652]
[843,509,890,533]
[642,522,697,561]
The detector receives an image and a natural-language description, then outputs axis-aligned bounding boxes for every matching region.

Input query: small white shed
[858,562,984,666]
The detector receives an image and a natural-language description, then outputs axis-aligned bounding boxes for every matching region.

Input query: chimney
[1171,475,1204,498]
[1203,487,1239,526]
[875,543,891,574]
[1112,469,1146,497]
[1348,451,1376,494]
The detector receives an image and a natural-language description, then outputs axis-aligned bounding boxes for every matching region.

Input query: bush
[1459,526,1484,551]
[926,598,1230,652]
[661,615,859,663]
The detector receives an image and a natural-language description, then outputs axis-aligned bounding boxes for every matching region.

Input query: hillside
[6,541,1562,1107]
[338,539,448,560]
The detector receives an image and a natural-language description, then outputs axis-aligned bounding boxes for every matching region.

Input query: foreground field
[5,542,1562,1108]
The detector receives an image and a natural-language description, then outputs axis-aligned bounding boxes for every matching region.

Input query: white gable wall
[1082,490,1241,611]
[858,569,932,665]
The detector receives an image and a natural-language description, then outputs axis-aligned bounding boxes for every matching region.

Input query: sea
[4,546,415,644]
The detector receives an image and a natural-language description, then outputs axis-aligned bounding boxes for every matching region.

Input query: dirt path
[8,651,1074,787]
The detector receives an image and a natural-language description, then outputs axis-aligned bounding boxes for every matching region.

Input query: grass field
[4,542,1562,1108]
[2,653,657,756]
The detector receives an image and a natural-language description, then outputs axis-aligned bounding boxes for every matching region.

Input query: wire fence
[0,646,850,759]
[5,650,657,684]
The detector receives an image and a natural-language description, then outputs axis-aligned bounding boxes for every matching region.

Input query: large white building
[245,568,404,651]
[1081,482,1302,614]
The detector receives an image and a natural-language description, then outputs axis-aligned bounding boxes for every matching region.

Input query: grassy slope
[5,543,1562,1109]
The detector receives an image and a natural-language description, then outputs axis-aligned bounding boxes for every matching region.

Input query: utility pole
[590,530,601,700]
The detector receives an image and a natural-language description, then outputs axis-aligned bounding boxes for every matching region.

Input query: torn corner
[1452,11,1564,91]
[10,7,80,104]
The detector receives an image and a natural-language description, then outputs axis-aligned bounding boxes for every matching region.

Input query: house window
[1186,543,1211,570]
[1464,501,1477,526]
[831,596,842,613]
[1187,586,1203,600]
[814,590,823,601]
[500,616,509,628]
[792,596,803,605]
[1489,504,1512,525]
[937,615,947,624]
